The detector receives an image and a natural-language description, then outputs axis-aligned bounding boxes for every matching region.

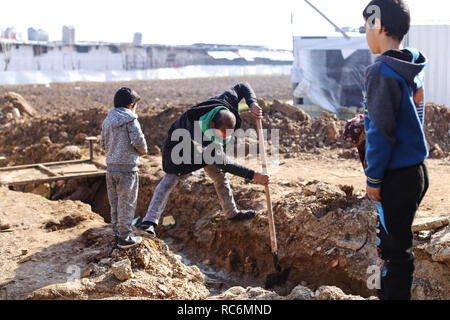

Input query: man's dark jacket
[162,82,257,179]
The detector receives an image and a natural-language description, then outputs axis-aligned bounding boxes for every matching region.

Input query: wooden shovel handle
[256,119,278,254]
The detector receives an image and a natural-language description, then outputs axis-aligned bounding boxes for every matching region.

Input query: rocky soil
[0,77,448,300]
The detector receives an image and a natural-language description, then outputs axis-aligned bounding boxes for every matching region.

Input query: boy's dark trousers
[377,162,429,300]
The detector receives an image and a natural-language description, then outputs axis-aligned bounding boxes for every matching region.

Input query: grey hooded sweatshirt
[100,107,148,172]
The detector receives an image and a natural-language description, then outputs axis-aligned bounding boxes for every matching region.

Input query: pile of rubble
[424,103,450,158]
[239,99,351,158]
[1,186,373,300]
[1,93,448,167]
[0,92,37,125]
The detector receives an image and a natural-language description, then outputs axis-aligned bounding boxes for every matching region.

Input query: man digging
[138,82,269,236]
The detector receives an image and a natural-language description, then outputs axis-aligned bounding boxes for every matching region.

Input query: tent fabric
[292,35,374,113]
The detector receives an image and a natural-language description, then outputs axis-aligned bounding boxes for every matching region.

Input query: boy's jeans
[374,163,428,300]
[106,171,139,240]
[142,165,239,225]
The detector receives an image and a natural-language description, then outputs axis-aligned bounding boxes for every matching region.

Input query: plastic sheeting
[291,35,374,113]
[0,64,292,85]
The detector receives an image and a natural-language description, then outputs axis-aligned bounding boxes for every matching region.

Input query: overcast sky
[1,0,448,50]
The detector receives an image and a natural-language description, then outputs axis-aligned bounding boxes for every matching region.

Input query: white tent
[290,0,374,116]
[291,34,373,115]
[406,24,450,107]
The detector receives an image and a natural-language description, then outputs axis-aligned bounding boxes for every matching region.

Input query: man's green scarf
[198,106,232,145]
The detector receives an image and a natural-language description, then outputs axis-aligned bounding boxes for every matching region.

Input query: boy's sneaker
[117,235,142,249]
[138,221,157,237]
[229,210,256,221]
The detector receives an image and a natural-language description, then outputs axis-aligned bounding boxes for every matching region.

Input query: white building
[0,42,292,85]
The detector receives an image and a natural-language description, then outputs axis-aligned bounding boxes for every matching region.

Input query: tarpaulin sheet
[292,35,374,113]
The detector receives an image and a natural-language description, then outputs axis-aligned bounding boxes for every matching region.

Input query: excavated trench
[2,97,449,299]
[15,165,377,298]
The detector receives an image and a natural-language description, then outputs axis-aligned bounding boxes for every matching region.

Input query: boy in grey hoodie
[101,87,148,249]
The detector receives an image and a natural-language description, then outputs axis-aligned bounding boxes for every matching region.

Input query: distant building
[133,32,142,46]
[0,41,292,75]
[1,27,18,40]
[28,28,49,42]
[62,26,75,44]
[28,28,38,41]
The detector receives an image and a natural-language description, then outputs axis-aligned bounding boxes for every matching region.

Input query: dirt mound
[0,187,211,300]
[28,234,211,300]
[425,103,450,158]
[1,98,447,167]
[0,103,187,166]
[0,92,37,125]
[131,161,449,299]
[139,169,379,297]
[44,214,87,231]
[239,99,351,158]
[0,186,375,301]
[208,285,367,300]
[0,107,107,165]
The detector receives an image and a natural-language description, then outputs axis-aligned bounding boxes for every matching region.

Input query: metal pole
[85,136,97,161]
[304,0,350,39]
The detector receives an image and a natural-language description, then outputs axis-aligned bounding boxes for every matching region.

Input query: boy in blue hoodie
[362,0,429,300]
[101,87,148,249]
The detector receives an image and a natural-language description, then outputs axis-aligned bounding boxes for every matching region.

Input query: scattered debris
[418,230,432,241]
[162,216,176,228]
[412,216,449,233]
[111,259,134,281]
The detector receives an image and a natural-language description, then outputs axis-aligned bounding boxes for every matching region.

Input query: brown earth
[0,75,292,114]
[0,77,449,300]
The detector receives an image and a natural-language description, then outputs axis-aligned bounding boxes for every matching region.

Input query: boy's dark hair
[114,87,141,108]
[363,0,410,41]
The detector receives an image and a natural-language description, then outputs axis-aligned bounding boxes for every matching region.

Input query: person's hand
[366,185,381,202]
[254,172,270,186]
[138,152,147,157]
[249,102,263,119]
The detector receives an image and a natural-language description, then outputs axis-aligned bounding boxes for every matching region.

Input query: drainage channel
[163,237,264,296]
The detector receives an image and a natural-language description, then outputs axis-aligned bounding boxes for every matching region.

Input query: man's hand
[249,102,263,119]
[366,185,381,202]
[254,172,270,186]
[138,152,147,157]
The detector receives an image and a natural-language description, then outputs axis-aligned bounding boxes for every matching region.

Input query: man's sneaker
[138,221,157,237]
[229,210,256,221]
[117,235,142,249]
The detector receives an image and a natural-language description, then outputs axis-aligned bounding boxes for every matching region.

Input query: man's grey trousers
[142,165,239,225]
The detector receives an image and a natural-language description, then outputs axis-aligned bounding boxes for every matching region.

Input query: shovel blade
[265,267,291,289]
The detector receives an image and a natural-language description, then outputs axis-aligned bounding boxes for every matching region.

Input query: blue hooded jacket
[363,48,428,188]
